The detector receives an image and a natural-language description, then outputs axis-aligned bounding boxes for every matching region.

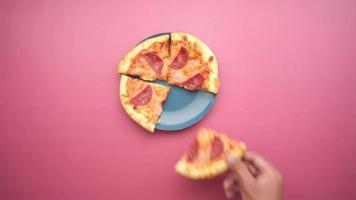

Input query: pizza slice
[120,75,170,132]
[119,34,170,81]
[175,128,246,179]
[167,32,219,94]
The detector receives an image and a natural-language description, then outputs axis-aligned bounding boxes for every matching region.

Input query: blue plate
[155,81,216,131]
[137,33,217,131]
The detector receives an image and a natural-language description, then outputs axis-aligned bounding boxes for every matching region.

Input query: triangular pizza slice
[120,75,170,132]
[119,34,170,81]
[167,32,219,94]
[175,128,246,179]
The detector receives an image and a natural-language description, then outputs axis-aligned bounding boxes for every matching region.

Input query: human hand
[223,151,283,200]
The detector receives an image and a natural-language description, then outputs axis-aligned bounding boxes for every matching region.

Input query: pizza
[118,32,220,132]
[167,32,219,94]
[118,32,219,94]
[120,75,170,132]
[175,128,246,180]
[119,34,170,81]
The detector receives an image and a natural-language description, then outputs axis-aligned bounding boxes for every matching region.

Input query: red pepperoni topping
[187,139,199,162]
[183,73,204,91]
[210,137,224,160]
[143,53,163,74]
[129,85,153,106]
[169,47,189,69]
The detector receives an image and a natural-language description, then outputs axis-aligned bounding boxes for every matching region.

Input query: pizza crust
[171,32,219,94]
[120,75,155,132]
[175,128,246,179]
[175,157,228,179]
[118,34,170,81]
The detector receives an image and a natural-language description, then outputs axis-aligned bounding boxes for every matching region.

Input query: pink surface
[1,0,356,199]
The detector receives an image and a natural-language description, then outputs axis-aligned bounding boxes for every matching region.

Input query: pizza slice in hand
[168,32,219,94]
[120,75,170,132]
[119,34,170,81]
[175,128,246,179]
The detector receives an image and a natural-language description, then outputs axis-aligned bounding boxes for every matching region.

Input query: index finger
[243,151,275,174]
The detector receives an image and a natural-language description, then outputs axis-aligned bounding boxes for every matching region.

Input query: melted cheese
[129,84,168,124]
[168,32,219,93]
[128,40,169,81]
[167,35,211,89]
[121,76,170,129]
[119,35,170,81]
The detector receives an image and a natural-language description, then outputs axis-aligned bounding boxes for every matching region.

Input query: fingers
[246,161,258,177]
[226,154,255,188]
[243,151,274,174]
[223,175,238,199]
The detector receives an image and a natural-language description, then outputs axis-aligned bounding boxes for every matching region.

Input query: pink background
[1,0,356,199]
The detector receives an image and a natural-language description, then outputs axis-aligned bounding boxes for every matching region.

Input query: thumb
[226,154,255,189]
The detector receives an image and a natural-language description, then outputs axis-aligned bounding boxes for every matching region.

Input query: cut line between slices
[118,32,219,95]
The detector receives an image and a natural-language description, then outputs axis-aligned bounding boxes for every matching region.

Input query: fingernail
[226,154,237,166]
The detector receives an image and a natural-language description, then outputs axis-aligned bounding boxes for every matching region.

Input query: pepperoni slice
[183,73,204,91]
[210,136,224,160]
[170,47,189,69]
[143,53,163,74]
[129,85,153,106]
[187,139,199,162]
